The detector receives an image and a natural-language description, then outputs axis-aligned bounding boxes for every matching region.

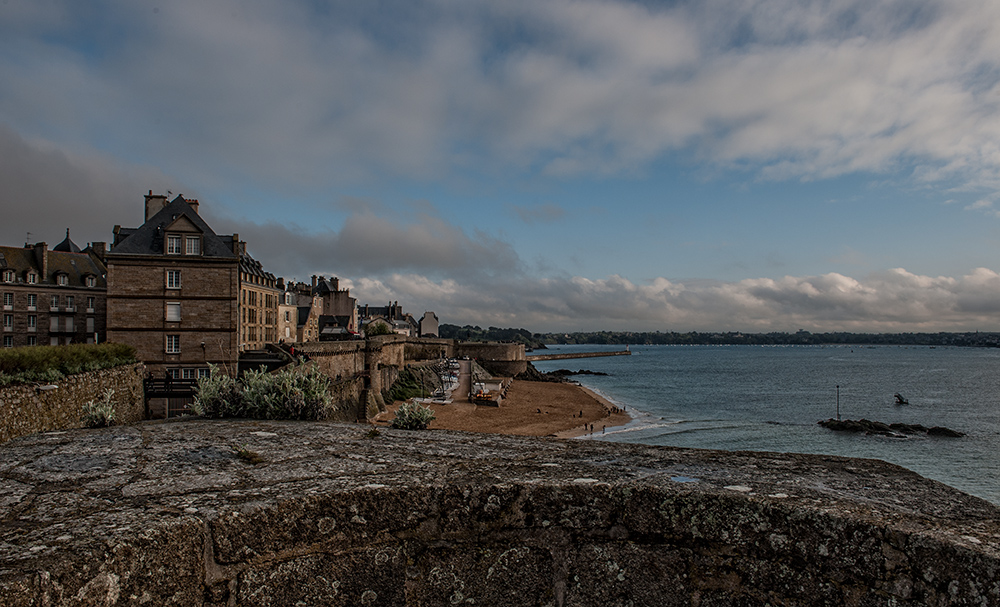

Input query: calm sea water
[532,344,1000,506]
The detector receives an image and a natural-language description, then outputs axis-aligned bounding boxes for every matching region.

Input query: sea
[531,343,1000,506]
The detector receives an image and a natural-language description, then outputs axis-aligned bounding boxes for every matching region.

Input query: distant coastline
[440,324,1000,349]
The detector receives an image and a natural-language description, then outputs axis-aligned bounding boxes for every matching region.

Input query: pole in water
[836,385,840,421]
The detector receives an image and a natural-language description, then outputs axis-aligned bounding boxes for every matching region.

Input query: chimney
[33,242,48,282]
[144,190,169,221]
[332,277,339,291]
[187,199,199,215]
[312,275,318,289]
[89,242,107,262]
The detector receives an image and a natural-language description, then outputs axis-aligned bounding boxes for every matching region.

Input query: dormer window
[85,275,96,287]
[167,235,182,254]
[185,236,201,255]
[57,274,68,286]
[27,272,37,284]
[2,270,12,283]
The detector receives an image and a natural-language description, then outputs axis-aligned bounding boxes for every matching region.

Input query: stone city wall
[1,421,997,606]
[456,341,528,376]
[0,363,146,444]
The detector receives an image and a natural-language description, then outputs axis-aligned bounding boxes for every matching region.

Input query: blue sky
[2,0,1000,332]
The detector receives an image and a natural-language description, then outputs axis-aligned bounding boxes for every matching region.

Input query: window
[27,294,36,310]
[182,368,198,379]
[3,314,12,329]
[186,236,200,255]
[86,275,96,287]
[50,295,58,309]
[65,295,74,309]
[199,368,211,378]
[166,302,181,322]
[166,270,181,289]
[167,368,181,379]
[3,336,11,348]
[50,316,59,331]
[27,315,36,329]
[57,274,68,286]
[2,270,12,282]
[167,235,182,254]
[50,337,59,346]
[86,317,94,332]
[27,273,37,284]
[285,310,290,322]
[26,336,36,346]
[2,293,11,308]
[166,334,180,353]
[65,316,73,332]
[87,296,95,311]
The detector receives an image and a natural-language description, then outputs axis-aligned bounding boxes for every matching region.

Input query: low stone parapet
[1,421,997,606]
[0,363,145,444]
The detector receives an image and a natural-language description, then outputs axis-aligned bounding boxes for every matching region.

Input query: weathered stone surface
[0,363,146,444]
[1,419,998,606]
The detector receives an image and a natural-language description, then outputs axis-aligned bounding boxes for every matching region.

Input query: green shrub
[191,364,240,418]
[388,369,430,401]
[0,343,137,386]
[193,363,334,421]
[81,388,117,428]
[390,400,436,430]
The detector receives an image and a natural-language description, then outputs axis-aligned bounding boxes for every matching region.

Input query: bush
[192,363,335,421]
[0,343,137,387]
[191,364,240,418]
[81,388,117,428]
[390,400,436,430]
[388,369,430,401]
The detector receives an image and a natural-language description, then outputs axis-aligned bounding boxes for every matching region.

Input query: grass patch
[0,343,137,387]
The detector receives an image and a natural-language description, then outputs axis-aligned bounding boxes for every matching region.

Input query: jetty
[527,349,631,362]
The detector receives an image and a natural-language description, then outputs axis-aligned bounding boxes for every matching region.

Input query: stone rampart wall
[298,338,526,419]
[1,421,997,606]
[0,363,146,444]
[456,341,526,362]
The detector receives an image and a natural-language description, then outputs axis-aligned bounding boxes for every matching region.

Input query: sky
[2,0,1000,333]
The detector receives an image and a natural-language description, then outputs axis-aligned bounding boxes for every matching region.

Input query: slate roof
[52,229,82,253]
[109,196,237,258]
[240,250,276,281]
[0,245,106,288]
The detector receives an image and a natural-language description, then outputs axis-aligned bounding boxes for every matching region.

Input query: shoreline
[376,379,632,438]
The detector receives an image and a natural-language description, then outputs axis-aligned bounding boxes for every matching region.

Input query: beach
[376,379,631,438]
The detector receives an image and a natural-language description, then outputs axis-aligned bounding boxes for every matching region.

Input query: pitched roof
[52,229,82,253]
[109,195,237,258]
[0,244,106,287]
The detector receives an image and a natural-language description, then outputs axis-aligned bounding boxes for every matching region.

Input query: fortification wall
[404,338,453,361]
[0,363,146,444]
[2,421,997,607]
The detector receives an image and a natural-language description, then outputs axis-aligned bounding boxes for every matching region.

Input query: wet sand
[375,380,631,437]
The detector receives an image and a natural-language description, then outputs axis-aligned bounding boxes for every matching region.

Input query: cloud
[2,0,999,195]
[0,123,176,247]
[510,203,566,224]
[215,202,523,282]
[345,267,1000,333]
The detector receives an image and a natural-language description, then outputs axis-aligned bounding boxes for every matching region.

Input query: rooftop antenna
[25,231,32,246]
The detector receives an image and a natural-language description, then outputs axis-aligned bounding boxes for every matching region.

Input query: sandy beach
[376,379,631,438]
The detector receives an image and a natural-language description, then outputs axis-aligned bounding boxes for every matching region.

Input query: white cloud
[344,265,1000,333]
[2,0,999,195]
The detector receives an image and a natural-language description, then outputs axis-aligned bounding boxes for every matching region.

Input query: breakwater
[2,420,997,606]
[527,350,631,362]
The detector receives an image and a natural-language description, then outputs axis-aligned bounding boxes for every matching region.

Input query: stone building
[419,311,439,338]
[0,231,108,348]
[314,276,358,340]
[106,192,240,379]
[238,248,280,351]
[358,301,417,337]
